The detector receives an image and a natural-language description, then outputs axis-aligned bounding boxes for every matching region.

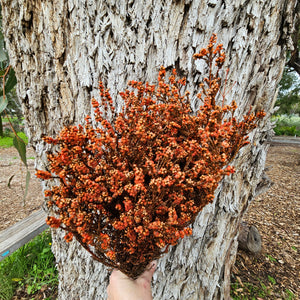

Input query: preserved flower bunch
[36,34,265,278]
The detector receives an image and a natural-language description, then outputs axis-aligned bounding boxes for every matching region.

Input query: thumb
[139,261,157,282]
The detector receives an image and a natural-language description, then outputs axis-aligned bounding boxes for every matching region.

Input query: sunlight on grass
[0,132,28,148]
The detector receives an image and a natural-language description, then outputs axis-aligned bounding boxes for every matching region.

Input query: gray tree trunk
[1,0,298,299]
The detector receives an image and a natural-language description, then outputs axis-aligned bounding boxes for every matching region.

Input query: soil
[0,148,44,231]
[0,144,299,299]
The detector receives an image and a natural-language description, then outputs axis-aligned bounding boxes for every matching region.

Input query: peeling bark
[1,0,298,299]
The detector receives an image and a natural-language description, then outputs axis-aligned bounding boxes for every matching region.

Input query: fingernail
[151,260,157,269]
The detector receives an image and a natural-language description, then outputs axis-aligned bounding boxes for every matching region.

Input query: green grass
[0,230,58,300]
[231,276,296,300]
[0,132,28,148]
[1,117,23,123]
[231,279,276,299]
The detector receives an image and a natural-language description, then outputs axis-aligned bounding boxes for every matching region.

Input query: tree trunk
[1,0,298,299]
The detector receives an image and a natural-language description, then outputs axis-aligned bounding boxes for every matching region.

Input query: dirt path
[0,147,44,231]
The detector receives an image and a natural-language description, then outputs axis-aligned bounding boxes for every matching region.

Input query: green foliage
[291,246,297,252]
[265,253,277,263]
[275,67,300,115]
[0,95,7,113]
[13,134,28,167]
[272,115,300,136]
[0,230,58,300]
[267,275,276,285]
[0,4,21,137]
[285,289,296,300]
[274,125,299,136]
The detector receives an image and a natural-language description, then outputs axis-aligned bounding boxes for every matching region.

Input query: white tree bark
[1,0,298,299]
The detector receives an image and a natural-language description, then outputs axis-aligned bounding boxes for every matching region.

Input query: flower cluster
[36,34,265,278]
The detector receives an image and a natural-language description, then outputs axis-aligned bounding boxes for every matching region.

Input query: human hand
[107,261,157,300]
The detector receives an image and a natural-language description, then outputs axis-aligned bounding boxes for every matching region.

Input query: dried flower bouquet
[36,34,265,278]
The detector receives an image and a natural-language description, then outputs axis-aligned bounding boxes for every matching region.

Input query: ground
[232,143,300,299]
[0,148,44,231]
[0,143,299,299]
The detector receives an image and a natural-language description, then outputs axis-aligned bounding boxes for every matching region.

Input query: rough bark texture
[1,0,298,299]
[287,1,300,75]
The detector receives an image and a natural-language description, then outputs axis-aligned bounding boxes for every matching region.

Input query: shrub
[36,35,265,278]
[272,114,300,136]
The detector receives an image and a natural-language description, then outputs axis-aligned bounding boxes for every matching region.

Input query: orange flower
[35,170,52,180]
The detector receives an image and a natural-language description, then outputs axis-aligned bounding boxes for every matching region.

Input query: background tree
[275,67,300,115]
[1,0,298,299]
[277,0,300,116]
